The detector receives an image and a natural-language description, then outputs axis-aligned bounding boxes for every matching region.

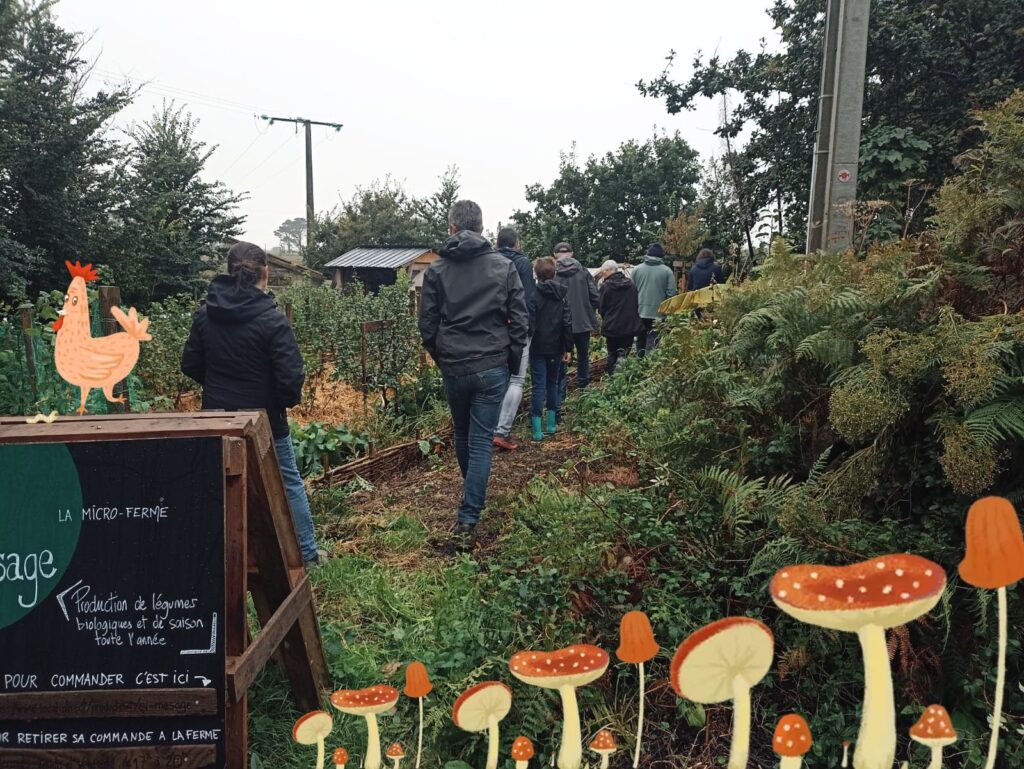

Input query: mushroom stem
[632,662,646,769]
[982,586,1008,769]
[416,698,424,769]
[516,762,528,769]
[841,743,849,768]
[779,757,802,769]
[728,675,751,769]
[600,754,610,769]
[317,738,326,769]
[364,715,382,769]
[486,714,500,769]
[393,759,402,769]
[854,624,896,769]
[557,685,583,769]
[927,745,943,769]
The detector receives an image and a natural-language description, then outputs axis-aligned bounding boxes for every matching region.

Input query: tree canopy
[639,0,1024,241]
[304,167,461,271]
[512,133,701,265]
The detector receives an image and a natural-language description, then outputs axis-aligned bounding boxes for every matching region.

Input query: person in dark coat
[529,257,573,441]
[181,241,320,566]
[597,260,644,374]
[493,227,537,451]
[553,242,599,391]
[418,200,529,551]
[688,247,726,290]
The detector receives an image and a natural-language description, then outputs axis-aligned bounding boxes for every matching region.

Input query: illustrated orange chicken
[53,260,152,414]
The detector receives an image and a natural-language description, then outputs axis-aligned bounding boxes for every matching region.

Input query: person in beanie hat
[597,260,644,374]
[631,243,676,354]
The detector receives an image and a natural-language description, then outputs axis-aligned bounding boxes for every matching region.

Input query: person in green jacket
[631,243,677,354]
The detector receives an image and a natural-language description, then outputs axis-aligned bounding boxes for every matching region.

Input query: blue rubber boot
[546,411,557,434]
[532,416,544,441]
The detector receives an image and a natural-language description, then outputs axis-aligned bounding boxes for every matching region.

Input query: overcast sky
[58,0,778,251]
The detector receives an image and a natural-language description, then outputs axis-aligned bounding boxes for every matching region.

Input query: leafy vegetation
[248,93,1024,768]
[512,133,701,265]
[289,421,371,478]
[639,0,1024,238]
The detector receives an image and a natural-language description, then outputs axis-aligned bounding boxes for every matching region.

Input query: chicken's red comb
[65,260,99,282]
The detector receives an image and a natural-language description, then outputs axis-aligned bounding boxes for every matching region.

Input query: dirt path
[323,427,585,564]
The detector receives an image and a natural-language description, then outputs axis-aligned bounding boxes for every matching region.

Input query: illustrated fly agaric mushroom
[589,729,617,769]
[512,736,535,769]
[670,617,773,769]
[958,496,1024,769]
[841,741,851,768]
[292,710,334,769]
[453,681,513,769]
[386,743,405,769]
[404,662,433,769]
[333,747,350,769]
[771,554,946,769]
[773,714,812,769]
[331,685,400,769]
[616,611,659,768]
[910,705,957,769]
[509,644,610,769]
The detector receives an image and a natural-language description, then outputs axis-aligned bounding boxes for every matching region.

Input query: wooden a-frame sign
[0,412,329,769]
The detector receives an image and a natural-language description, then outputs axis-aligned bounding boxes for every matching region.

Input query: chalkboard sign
[0,413,329,769]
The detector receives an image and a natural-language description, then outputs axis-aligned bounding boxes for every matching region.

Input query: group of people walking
[178,199,724,559]
[418,199,701,550]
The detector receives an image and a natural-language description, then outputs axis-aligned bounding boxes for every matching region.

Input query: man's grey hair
[448,199,484,234]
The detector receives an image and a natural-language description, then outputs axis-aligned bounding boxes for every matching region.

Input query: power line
[259,115,344,247]
[237,133,298,183]
[220,123,270,175]
[91,66,261,114]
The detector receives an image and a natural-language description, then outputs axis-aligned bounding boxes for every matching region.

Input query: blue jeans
[531,355,561,418]
[559,331,591,402]
[495,338,530,438]
[274,434,318,562]
[442,366,509,525]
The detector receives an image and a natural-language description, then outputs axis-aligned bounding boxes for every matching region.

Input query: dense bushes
[569,93,1024,765]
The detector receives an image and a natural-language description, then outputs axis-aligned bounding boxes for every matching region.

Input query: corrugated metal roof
[324,246,433,269]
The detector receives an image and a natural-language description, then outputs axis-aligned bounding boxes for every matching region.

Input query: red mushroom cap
[670,617,774,703]
[590,730,617,753]
[386,743,405,758]
[770,555,946,632]
[511,736,535,761]
[292,710,333,745]
[330,685,400,715]
[509,645,609,690]
[773,714,812,757]
[910,705,957,747]
[333,747,350,765]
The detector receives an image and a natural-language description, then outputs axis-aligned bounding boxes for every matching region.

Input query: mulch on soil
[325,426,585,564]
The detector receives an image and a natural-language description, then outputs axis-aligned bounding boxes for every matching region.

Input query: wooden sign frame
[0,412,329,769]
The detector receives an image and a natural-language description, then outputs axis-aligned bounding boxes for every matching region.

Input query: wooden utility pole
[806,0,871,253]
[259,115,343,249]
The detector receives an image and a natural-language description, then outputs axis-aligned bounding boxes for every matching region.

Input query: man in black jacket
[493,227,537,451]
[597,260,644,374]
[418,200,529,550]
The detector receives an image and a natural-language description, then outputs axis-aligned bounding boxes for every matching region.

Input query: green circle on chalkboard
[0,443,83,629]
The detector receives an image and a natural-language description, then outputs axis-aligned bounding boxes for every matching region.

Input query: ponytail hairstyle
[226,241,268,287]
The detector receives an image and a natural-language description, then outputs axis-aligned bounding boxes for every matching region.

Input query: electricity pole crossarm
[258,115,343,249]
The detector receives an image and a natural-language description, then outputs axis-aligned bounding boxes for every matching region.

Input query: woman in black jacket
[530,257,573,441]
[598,260,644,374]
[181,242,321,566]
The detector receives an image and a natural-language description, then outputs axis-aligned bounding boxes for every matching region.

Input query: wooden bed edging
[315,357,608,488]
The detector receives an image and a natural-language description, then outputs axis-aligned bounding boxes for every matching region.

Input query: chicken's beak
[52,315,64,331]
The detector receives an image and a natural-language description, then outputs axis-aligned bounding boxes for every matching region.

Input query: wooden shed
[324,246,438,294]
